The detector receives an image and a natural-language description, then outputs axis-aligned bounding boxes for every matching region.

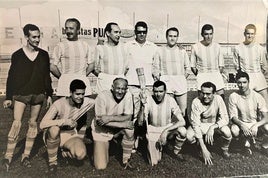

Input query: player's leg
[170,127,186,161]
[146,126,163,166]
[261,124,268,154]
[93,141,109,170]
[121,129,135,169]
[45,126,60,176]
[3,100,26,170]
[186,126,196,144]
[257,88,268,105]
[218,125,232,158]
[231,123,252,155]
[21,103,42,167]
[174,93,187,117]
[62,137,87,160]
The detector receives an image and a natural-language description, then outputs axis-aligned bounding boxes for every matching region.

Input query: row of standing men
[2,18,268,176]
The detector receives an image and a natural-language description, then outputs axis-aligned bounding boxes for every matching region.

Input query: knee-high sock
[22,122,38,160]
[221,135,232,151]
[174,136,186,154]
[47,137,60,166]
[121,138,134,164]
[5,120,22,162]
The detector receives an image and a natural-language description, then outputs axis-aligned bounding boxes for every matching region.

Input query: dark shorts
[13,94,46,105]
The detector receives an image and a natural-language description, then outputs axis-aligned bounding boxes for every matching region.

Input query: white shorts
[43,129,81,148]
[197,72,225,91]
[96,73,125,94]
[146,124,173,141]
[160,75,187,95]
[91,121,119,142]
[60,130,80,147]
[248,72,268,91]
[56,74,92,96]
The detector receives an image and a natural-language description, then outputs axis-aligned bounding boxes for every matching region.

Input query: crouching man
[138,81,186,166]
[186,82,232,165]
[40,79,95,176]
[92,78,135,170]
[229,71,268,156]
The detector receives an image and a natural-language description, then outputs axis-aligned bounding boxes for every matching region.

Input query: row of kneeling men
[3,71,268,176]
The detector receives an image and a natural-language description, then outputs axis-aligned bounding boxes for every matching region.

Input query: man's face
[200,87,214,105]
[237,77,249,93]
[153,85,166,103]
[135,26,147,44]
[166,30,178,47]
[107,24,121,44]
[112,80,128,101]
[71,89,85,104]
[202,29,213,45]
[244,28,255,44]
[65,21,79,41]
[26,30,40,49]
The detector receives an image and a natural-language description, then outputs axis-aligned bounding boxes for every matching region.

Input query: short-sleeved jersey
[51,40,93,75]
[228,89,268,123]
[144,93,183,127]
[159,45,190,75]
[190,95,229,138]
[233,43,267,73]
[94,42,127,75]
[40,97,95,129]
[95,90,133,117]
[190,42,224,73]
[125,40,160,86]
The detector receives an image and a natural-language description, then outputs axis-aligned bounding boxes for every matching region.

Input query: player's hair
[135,21,148,31]
[235,71,250,82]
[201,24,214,36]
[70,79,86,92]
[245,24,256,33]
[166,27,179,37]
[201,82,216,93]
[153,80,167,91]
[23,24,40,36]
[113,77,128,86]
[104,22,118,34]
[65,18,81,30]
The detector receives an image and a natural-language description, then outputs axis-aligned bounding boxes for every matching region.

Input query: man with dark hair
[94,22,128,94]
[190,24,226,99]
[158,27,191,121]
[125,20,160,122]
[229,71,268,156]
[138,80,186,166]
[2,24,53,171]
[40,79,95,176]
[92,78,134,170]
[50,18,93,96]
[187,82,232,165]
[233,24,268,104]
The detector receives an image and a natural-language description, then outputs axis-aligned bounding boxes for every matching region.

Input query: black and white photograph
[0,0,268,177]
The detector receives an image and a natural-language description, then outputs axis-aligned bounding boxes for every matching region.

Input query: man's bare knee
[48,126,60,139]
[220,126,232,138]
[231,124,240,137]
[177,127,186,137]
[123,129,135,140]
[75,148,86,160]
